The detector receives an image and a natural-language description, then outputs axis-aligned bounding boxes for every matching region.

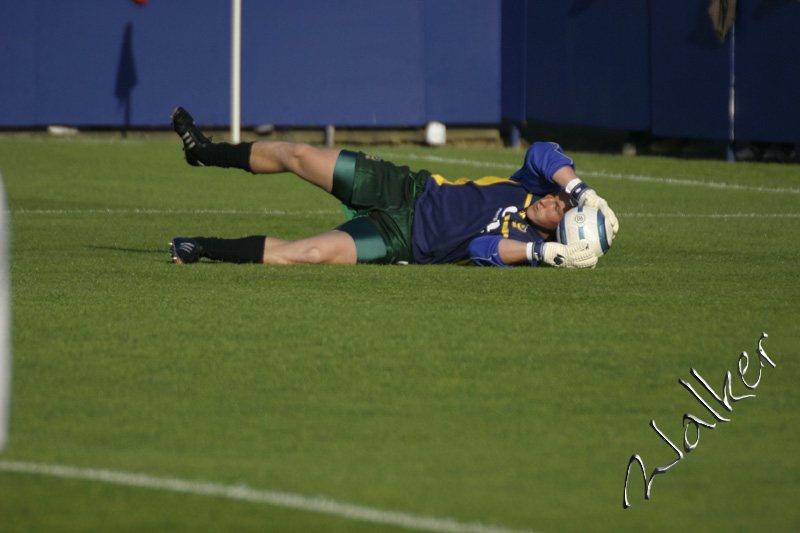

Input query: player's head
[526,191,573,238]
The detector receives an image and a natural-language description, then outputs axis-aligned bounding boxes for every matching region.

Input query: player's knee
[289,143,315,166]
[297,245,325,264]
[276,142,316,177]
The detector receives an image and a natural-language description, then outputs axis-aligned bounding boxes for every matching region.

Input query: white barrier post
[230,0,242,144]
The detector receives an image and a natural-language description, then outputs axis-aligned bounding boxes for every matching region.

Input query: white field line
[0,460,537,533]
[7,208,340,216]
[6,209,799,219]
[374,152,800,195]
[619,212,800,218]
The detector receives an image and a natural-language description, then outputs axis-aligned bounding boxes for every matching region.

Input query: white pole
[0,173,10,453]
[230,0,242,144]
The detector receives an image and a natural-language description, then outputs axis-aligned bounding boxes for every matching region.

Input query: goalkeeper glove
[565,179,619,235]
[527,240,598,269]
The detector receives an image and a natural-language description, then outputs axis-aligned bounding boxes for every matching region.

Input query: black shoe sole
[171,107,209,167]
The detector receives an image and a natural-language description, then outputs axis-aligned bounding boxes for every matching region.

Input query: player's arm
[509,142,574,194]
[469,236,532,267]
[469,236,597,268]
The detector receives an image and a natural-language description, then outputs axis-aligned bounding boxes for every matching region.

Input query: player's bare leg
[172,106,340,192]
[248,142,340,193]
[262,231,357,264]
[170,232,357,265]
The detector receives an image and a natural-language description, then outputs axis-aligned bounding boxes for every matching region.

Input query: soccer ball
[556,206,614,258]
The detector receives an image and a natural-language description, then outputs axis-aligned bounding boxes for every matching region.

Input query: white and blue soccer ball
[557,206,614,258]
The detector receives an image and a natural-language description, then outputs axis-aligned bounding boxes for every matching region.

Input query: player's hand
[579,189,619,235]
[542,241,597,269]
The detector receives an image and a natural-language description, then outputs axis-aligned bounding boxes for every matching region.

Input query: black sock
[198,142,254,172]
[194,236,266,263]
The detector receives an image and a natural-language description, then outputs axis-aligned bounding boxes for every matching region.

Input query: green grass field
[0,136,798,532]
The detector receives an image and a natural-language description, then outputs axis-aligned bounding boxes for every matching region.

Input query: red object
[133,0,148,5]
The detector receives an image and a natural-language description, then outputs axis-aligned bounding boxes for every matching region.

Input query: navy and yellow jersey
[411,175,535,264]
[410,142,573,265]
[509,142,576,192]
[469,211,546,267]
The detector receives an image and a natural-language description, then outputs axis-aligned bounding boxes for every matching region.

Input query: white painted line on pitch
[373,153,521,172]
[7,208,340,216]
[620,212,800,218]
[0,460,538,533]
[580,169,800,194]
[375,152,800,195]
[6,209,799,219]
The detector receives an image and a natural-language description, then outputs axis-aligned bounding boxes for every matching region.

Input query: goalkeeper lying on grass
[169,107,618,268]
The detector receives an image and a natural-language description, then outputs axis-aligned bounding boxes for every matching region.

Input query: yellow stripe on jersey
[429,174,517,187]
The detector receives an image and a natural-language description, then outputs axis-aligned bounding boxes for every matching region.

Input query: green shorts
[331,151,429,264]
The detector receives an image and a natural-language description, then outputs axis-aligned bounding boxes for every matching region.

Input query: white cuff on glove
[564,179,619,235]
[530,240,597,268]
